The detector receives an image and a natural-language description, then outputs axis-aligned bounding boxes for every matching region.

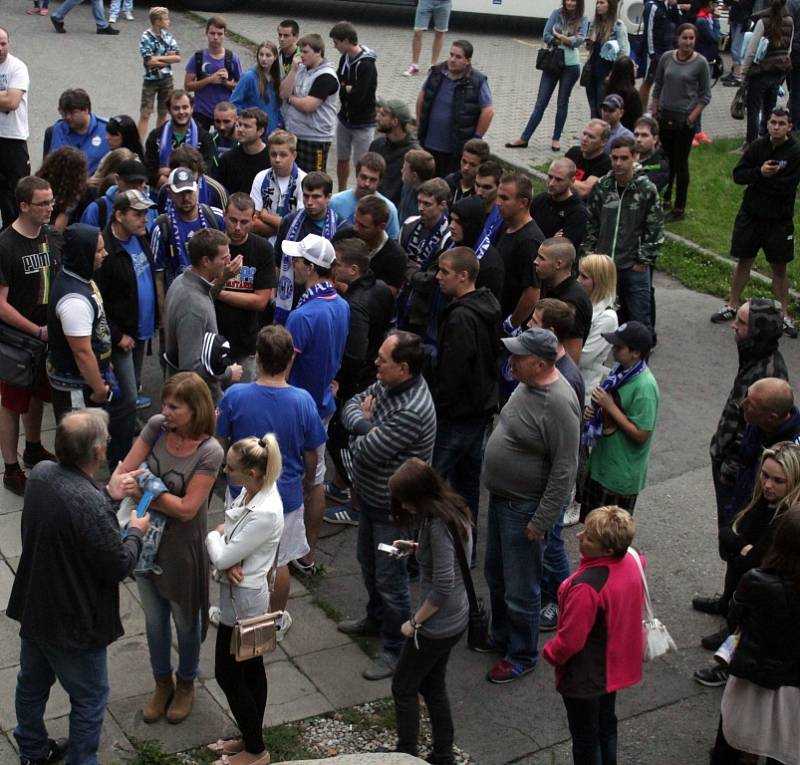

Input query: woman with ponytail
[206,432,284,765]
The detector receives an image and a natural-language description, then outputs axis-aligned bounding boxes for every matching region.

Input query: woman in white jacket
[206,433,284,765]
[577,253,619,404]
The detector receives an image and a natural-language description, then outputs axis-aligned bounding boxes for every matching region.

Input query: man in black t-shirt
[565,119,611,200]
[0,176,60,495]
[534,236,593,364]
[215,107,271,195]
[531,158,588,250]
[496,173,543,324]
[215,193,276,381]
[351,194,406,294]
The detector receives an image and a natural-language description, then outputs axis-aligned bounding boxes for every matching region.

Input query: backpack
[155,203,222,267]
[194,49,234,82]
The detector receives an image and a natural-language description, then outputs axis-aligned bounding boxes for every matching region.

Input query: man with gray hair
[481,327,580,684]
[8,408,150,765]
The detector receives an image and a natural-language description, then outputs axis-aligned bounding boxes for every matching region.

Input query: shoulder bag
[230,531,282,662]
[449,524,491,651]
[0,322,46,389]
[730,83,747,120]
[536,45,565,75]
[627,547,677,661]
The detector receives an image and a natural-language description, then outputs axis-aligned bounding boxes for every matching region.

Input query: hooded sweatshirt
[47,223,112,390]
[451,195,505,301]
[434,287,502,421]
[709,299,789,484]
[336,46,378,127]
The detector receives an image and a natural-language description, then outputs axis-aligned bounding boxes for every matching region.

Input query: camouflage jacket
[709,299,789,484]
[582,170,664,269]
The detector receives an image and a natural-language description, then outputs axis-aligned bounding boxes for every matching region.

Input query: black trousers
[659,122,694,211]
[563,692,618,765]
[214,623,268,754]
[0,138,30,229]
[391,629,463,764]
[710,718,781,764]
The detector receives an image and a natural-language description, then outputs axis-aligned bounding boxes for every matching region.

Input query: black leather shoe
[20,738,68,765]
[692,594,723,615]
[50,16,65,32]
[701,626,730,651]
[96,24,120,34]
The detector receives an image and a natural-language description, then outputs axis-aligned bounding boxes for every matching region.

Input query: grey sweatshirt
[416,516,471,639]
[652,51,712,114]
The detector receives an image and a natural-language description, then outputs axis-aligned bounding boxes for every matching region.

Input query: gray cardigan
[652,51,712,115]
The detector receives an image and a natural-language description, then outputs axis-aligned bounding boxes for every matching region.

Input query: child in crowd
[138,7,181,141]
[26,0,49,16]
[250,129,306,246]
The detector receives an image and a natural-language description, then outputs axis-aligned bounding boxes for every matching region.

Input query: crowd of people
[0,3,799,765]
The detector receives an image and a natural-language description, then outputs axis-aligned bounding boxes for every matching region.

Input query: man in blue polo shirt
[284,233,350,573]
[43,89,109,175]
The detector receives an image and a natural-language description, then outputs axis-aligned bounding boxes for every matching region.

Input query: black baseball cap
[118,159,149,182]
[601,321,652,353]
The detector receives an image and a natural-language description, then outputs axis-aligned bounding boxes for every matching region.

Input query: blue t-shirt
[120,236,156,341]
[216,383,327,512]
[286,294,350,419]
[185,49,243,119]
[329,189,400,239]
[151,207,225,282]
[81,185,157,232]
[423,75,492,154]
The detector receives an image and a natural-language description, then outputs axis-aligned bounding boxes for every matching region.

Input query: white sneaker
[563,500,581,527]
[276,610,292,642]
[402,64,420,77]
[124,11,134,19]
[108,14,117,22]
[209,606,221,626]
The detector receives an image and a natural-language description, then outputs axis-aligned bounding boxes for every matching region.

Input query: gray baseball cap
[113,189,156,212]
[501,328,558,361]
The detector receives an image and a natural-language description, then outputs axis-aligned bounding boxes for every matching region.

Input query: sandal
[40,9,49,14]
[27,7,41,13]
[207,739,245,755]
[504,140,529,149]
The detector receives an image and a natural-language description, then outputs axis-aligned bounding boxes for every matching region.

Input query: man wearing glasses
[0,176,61,496]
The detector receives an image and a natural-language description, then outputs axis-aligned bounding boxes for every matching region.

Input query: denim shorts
[414,0,452,31]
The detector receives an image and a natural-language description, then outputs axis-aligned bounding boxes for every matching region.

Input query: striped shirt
[342,375,437,512]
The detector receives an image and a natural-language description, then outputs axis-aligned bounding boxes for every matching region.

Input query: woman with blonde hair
[231,41,284,133]
[117,372,224,725]
[205,433,283,765]
[582,0,629,118]
[87,147,136,194]
[694,441,800,685]
[577,253,618,404]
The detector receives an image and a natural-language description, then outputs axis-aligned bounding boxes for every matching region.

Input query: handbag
[730,84,747,120]
[229,529,282,662]
[579,58,593,87]
[536,45,565,75]
[627,547,677,661]
[0,322,46,389]
[449,524,491,651]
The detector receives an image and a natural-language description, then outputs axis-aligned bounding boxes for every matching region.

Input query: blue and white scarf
[296,281,337,308]
[166,201,212,273]
[274,207,339,324]
[474,205,503,259]
[582,360,647,447]
[158,118,200,168]
[260,163,300,217]
[403,214,450,268]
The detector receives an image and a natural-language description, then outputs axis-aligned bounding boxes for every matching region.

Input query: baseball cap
[601,321,652,353]
[117,159,149,182]
[168,167,197,194]
[602,94,624,111]
[113,189,156,212]
[377,98,413,126]
[501,328,558,361]
[283,234,336,270]
[201,332,233,378]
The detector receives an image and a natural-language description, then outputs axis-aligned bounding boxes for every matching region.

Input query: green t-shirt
[589,367,659,495]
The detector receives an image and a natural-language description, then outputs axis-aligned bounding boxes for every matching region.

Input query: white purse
[627,548,678,662]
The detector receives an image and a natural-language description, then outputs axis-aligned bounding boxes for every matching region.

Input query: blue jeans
[541,504,570,605]
[109,0,132,14]
[729,21,745,66]
[522,65,581,141]
[746,72,785,144]
[52,0,108,27]
[432,414,490,561]
[563,692,618,765]
[136,575,202,680]
[616,266,653,335]
[356,503,411,657]
[108,344,144,469]
[15,638,109,765]
[484,494,547,668]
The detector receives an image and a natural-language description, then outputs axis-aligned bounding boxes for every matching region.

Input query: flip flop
[26,8,41,13]
[207,739,245,755]
[40,9,49,14]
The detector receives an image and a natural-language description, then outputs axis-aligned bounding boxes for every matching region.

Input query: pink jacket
[543,552,645,697]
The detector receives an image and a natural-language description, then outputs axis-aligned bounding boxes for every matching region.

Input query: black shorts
[730,209,795,265]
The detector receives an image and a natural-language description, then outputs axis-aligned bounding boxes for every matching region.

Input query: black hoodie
[47,223,112,388]
[451,195,505,302]
[336,46,378,127]
[434,286,502,420]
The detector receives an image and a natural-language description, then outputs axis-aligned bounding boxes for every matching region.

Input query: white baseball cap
[282,234,336,269]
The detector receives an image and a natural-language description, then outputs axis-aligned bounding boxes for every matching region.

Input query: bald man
[531,158,588,250]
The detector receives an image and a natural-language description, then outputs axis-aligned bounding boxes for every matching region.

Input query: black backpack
[194,49,234,82]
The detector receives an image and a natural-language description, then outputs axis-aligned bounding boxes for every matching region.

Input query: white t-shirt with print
[0,54,29,140]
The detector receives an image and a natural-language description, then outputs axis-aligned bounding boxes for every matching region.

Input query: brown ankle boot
[166,677,194,724]
[142,673,174,723]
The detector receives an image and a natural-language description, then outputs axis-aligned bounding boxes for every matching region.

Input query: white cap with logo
[282,234,336,269]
